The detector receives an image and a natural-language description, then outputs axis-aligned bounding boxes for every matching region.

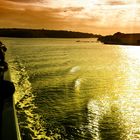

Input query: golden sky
[0,0,140,35]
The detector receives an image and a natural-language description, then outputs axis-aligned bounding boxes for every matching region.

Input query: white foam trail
[87,99,110,140]
[9,61,31,104]
[70,66,80,73]
[9,60,50,139]
[87,100,100,140]
[75,78,81,92]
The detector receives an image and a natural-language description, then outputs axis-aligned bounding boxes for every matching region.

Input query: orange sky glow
[0,0,140,35]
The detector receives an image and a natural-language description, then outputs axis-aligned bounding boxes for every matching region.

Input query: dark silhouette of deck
[0,42,21,140]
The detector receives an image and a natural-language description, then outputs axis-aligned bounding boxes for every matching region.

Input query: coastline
[98,32,140,46]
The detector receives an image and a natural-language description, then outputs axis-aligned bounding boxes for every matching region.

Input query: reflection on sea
[1,38,140,139]
[85,46,140,140]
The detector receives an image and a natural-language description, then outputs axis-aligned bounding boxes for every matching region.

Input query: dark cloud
[65,7,84,12]
[5,0,43,3]
[106,0,126,6]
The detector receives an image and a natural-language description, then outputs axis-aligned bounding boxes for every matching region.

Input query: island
[0,28,101,38]
[98,32,140,45]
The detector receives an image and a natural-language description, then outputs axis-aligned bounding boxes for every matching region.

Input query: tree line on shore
[98,32,140,45]
[0,28,101,38]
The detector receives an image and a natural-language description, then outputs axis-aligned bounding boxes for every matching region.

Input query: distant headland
[98,32,140,45]
[0,28,101,38]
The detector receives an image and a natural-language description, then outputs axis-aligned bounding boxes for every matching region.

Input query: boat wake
[9,59,49,139]
[70,66,80,73]
[75,78,82,92]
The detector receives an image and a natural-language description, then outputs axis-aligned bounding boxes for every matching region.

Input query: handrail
[1,96,21,140]
[1,68,21,140]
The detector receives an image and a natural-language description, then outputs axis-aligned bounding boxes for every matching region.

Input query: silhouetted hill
[0,28,101,38]
[98,32,140,45]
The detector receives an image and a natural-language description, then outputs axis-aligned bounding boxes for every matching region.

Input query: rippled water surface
[1,38,140,140]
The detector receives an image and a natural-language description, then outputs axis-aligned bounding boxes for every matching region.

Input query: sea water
[1,37,140,140]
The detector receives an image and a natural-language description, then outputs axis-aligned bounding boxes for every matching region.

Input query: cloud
[0,1,92,30]
[5,0,43,3]
[0,0,140,34]
[107,1,126,6]
[64,7,84,12]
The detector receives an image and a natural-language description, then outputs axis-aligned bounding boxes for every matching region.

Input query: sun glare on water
[124,46,140,62]
[117,45,140,139]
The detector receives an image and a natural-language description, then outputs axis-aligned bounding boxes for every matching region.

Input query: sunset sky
[0,0,140,35]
